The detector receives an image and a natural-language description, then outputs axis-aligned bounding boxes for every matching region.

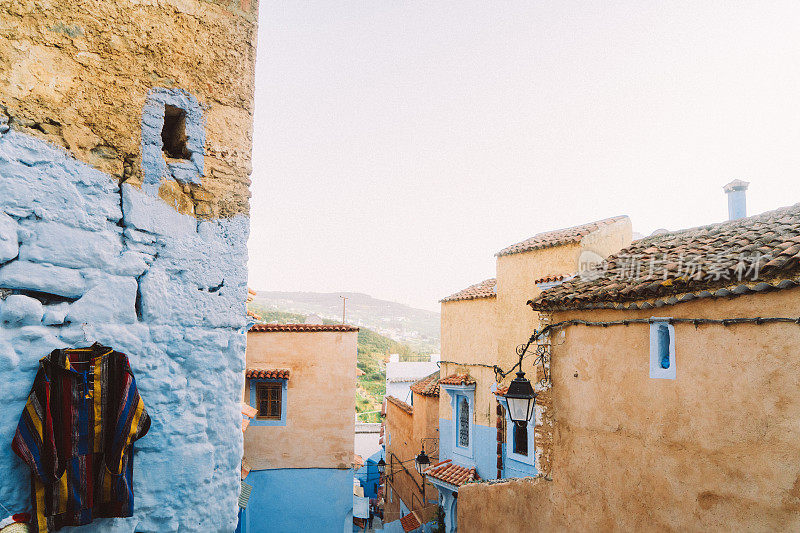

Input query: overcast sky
[247,1,800,312]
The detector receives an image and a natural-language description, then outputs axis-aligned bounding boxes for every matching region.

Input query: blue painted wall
[240,468,353,533]
[438,418,498,481]
[354,450,383,500]
[0,116,248,531]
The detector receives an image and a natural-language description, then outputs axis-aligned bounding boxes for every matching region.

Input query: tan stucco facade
[385,393,440,525]
[244,330,357,471]
[440,218,632,432]
[440,297,497,426]
[459,287,800,532]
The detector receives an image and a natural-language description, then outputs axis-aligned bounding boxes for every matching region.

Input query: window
[458,396,470,448]
[256,382,282,419]
[649,318,676,379]
[161,105,190,160]
[512,424,528,456]
[657,324,670,369]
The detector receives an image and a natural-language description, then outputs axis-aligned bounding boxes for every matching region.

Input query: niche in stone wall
[162,105,190,160]
[141,88,205,194]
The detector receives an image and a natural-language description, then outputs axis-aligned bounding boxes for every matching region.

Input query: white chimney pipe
[723,180,749,220]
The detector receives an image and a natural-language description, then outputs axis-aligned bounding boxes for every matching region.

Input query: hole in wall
[11,289,78,305]
[161,105,190,160]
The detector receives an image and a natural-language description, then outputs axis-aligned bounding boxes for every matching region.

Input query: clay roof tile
[440,278,496,303]
[530,204,800,311]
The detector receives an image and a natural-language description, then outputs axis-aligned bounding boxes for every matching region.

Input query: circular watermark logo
[578,249,607,281]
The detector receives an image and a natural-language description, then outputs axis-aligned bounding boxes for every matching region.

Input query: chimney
[723,180,749,220]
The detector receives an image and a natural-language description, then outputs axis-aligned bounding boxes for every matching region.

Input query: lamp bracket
[493,330,550,386]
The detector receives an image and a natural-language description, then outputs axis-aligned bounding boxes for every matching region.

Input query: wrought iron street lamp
[376,458,386,475]
[504,371,535,427]
[414,448,430,476]
[493,330,549,426]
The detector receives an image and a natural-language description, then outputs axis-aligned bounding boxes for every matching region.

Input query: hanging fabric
[12,343,150,533]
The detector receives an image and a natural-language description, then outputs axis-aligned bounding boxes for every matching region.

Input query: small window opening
[255,382,282,420]
[458,397,470,448]
[513,424,528,456]
[162,105,190,160]
[657,324,670,369]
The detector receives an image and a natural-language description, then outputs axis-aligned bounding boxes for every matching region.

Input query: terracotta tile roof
[438,374,476,386]
[245,367,290,379]
[385,395,413,415]
[400,512,422,532]
[410,371,440,397]
[424,459,479,487]
[530,204,800,311]
[497,215,629,257]
[493,386,509,397]
[440,278,496,303]
[249,323,359,332]
[534,274,570,285]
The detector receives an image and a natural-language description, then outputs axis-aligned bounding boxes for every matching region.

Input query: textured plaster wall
[458,288,800,532]
[241,468,354,533]
[243,330,357,470]
[384,394,438,526]
[0,129,249,530]
[437,418,496,482]
[0,0,257,218]
[439,298,497,427]
[495,217,631,373]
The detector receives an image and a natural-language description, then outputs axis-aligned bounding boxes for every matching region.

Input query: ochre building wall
[459,287,800,532]
[384,394,439,526]
[439,297,497,426]
[243,330,357,471]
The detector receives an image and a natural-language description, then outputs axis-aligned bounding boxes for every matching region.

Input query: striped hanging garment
[12,343,150,533]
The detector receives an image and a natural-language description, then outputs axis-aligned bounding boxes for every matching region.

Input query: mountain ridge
[251,290,440,352]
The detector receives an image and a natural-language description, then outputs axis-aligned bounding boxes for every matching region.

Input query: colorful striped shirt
[12,343,150,532]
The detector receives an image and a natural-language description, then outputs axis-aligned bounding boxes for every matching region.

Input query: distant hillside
[251,291,440,352]
[247,307,423,423]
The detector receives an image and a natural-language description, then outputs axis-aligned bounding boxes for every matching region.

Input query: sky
[247,1,800,312]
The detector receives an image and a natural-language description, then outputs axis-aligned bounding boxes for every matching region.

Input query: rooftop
[386,359,440,383]
[249,323,359,332]
[245,368,290,379]
[424,459,479,487]
[438,374,476,386]
[530,203,800,311]
[497,215,629,257]
[385,395,413,415]
[440,278,496,303]
[400,512,422,532]
[410,370,440,397]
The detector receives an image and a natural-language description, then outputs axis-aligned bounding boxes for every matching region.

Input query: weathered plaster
[384,392,439,527]
[243,330,357,471]
[458,288,800,532]
[0,0,257,218]
[0,130,249,531]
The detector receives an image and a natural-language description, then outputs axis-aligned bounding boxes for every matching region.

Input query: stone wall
[0,0,257,219]
[0,0,257,530]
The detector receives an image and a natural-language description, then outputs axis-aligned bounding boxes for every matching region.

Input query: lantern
[505,371,536,427]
